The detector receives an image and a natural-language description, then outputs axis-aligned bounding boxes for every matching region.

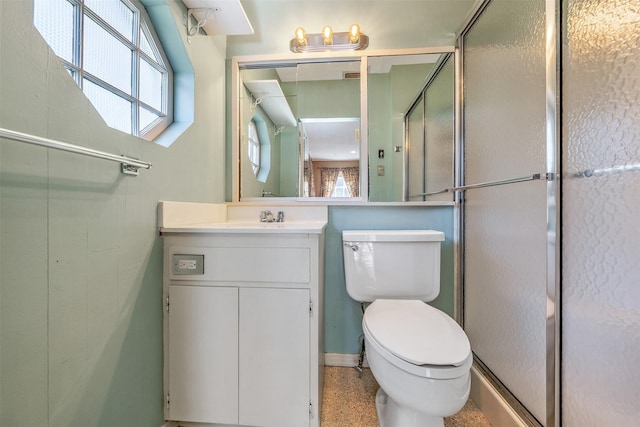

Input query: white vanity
[159,202,326,427]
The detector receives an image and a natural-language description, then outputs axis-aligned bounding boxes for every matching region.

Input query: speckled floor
[321,366,492,427]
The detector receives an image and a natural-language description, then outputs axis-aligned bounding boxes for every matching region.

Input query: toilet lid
[363,299,471,366]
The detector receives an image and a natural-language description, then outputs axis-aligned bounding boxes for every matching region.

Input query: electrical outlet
[172,254,204,275]
[377,165,385,176]
[178,259,197,269]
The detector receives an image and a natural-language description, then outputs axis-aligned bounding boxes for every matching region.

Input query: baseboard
[470,365,528,427]
[324,352,369,368]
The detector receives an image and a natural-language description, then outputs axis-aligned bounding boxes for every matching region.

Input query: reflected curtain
[343,167,359,197]
[320,168,340,197]
[304,159,315,197]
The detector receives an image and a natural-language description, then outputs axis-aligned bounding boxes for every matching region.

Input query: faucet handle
[260,210,273,222]
[276,211,284,222]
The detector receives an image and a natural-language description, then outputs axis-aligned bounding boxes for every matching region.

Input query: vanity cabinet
[162,230,324,427]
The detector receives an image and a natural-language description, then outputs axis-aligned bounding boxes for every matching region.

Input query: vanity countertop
[158,201,328,235]
[160,220,327,235]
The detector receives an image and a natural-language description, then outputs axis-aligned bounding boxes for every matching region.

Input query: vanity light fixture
[290,24,369,53]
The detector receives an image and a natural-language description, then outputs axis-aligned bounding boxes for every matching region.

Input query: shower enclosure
[458,0,639,426]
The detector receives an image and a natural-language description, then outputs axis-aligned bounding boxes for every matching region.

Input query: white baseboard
[470,365,528,427]
[324,352,369,368]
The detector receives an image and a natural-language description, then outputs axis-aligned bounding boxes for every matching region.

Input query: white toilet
[342,230,472,427]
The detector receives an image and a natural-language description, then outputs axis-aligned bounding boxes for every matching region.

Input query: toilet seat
[363,299,472,380]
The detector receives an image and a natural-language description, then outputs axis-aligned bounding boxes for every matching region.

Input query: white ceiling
[226,0,479,57]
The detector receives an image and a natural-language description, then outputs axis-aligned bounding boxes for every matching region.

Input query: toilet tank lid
[364,299,470,366]
[342,230,444,242]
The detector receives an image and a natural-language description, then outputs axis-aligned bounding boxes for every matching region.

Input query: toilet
[342,230,472,427]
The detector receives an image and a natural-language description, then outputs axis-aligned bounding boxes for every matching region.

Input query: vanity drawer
[170,247,310,283]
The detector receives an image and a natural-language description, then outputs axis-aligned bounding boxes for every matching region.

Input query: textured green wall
[324,205,455,354]
[0,0,226,425]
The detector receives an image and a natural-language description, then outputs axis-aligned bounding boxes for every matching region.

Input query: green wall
[0,0,226,425]
[324,205,455,354]
[0,2,457,425]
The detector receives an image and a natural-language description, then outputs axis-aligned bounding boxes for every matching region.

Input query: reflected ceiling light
[290,24,369,53]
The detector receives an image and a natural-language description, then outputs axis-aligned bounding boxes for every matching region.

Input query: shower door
[462,0,548,424]
[561,0,640,425]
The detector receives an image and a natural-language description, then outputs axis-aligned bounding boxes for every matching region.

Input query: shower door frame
[453,0,561,426]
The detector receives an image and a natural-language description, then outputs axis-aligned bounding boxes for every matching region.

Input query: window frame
[34,0,173,140]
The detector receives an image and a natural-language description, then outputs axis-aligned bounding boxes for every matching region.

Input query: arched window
[34,0,172,140]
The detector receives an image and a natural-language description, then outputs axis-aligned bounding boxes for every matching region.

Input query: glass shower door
[562,0,640,425]
[462,0,548,424]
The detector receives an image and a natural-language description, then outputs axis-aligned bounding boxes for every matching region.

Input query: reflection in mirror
[300,118,360,197]
[405,54,455,202]
[367,53,445,201]
[240,67,299,198]
[239,60,362,199]
[233,48,456,202]
[295,61,362,199]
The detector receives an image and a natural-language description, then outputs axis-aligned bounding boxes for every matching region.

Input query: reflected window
[248,120,261,176]
[33,0,172,140]
[331,172,352,197]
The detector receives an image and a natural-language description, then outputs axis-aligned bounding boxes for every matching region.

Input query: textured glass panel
[562,0,640,425]
[406,98,425,200]
[84,16,132,95]
[424,56,454,202]
[33,0,75,63]
[464,182,547,421]
[83,79,131,134]
[84,0,134,42]
[139,107,159,132]
[139,59,163,111]
[464,1,546,184]
[140,28,158,62]
[463,0,546,423]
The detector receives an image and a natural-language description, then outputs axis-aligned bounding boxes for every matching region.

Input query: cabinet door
[168,285,238,424]
[239,288,310,427]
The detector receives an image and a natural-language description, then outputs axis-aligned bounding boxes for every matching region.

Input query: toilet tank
[342,230,445,302]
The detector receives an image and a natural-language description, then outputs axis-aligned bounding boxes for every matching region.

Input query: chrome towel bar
[0,127,152,175]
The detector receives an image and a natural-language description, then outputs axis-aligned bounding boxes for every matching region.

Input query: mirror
[404,54,455,202]
[232,48,455,202]
[300,118,360,197]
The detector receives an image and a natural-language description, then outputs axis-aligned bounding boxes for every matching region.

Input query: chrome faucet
[259,210,284,223]
[260,210,274,222]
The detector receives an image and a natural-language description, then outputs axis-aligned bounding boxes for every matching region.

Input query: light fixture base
[290,32,369,53]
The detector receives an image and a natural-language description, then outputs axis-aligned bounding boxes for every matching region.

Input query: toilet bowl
[342,230,472,427]
[363,299,472,427]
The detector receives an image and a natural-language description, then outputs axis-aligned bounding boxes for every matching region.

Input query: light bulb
[295,27,307,46]
[349,24,361,44]
[322,25,333,45]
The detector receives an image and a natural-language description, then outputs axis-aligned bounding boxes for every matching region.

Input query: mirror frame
[231,47,455,203]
